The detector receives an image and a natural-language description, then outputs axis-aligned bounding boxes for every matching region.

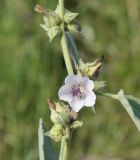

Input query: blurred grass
[0,0,140,159]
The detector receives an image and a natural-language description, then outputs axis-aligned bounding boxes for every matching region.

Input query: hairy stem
[59,0,64,20]
[96,92,118,99]
[58,0,72,159]
[59,136,68,160]
[59,0,74,75]
[61,33,74,75]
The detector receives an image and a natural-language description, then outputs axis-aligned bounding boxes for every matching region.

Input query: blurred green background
[0,0,140,159]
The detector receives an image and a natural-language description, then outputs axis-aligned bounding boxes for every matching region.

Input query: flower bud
[67,20,81,33]
[47,98,78,125]
[78,55,104,79]
[70,120,83,129]
[45,14,60,28]
[35,4,61,41]
[45,124,63,142]
[94,81,106,91]
[35,5,60,27]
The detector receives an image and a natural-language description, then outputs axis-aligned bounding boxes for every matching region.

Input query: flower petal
[86,80,94,90]
[84,91,96,106]
[65,75,81,85]
[58,85,73,102]
[69,100,84,112]
[79,77,94,91]
[79,77,88,86]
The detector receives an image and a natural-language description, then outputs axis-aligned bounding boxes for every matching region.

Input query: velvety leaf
[117,90,140,131]
[38,118,58,160]
[65,32,80,65]
[126,95,140,119]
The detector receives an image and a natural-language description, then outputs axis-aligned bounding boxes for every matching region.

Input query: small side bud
[35,4,60,27]
[70,120,83,129]
[35,4,61,41]
[45,124,63,142]
[94,81,106,91]
[67,20,81,33]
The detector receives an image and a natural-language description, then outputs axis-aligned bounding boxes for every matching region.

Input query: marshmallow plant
[35,1,140,160]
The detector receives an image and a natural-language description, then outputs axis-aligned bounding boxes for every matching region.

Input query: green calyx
[45,124,63,142]
[78,55,104,78]
[47,99,78,126]
[35,4,61,41]
[40,14,61,41]
[55,6,79,24]
[36,4,81,40]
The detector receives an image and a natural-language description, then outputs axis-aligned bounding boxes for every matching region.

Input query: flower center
[71,85,85,99]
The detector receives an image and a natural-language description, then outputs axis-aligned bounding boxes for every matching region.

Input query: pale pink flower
[58,75,96,112]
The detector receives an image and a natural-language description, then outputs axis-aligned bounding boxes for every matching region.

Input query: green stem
[61,33,74,75]
[96,92,118,99]
[59,0,64,20]
[59,0,74,75]
[58,0,72,159]
[59,136,68,160]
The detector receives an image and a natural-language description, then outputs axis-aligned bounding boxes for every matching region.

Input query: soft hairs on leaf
[117,90,140,131]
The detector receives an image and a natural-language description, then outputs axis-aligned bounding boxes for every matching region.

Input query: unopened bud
[70,120,83,129]
[46,14,60,27]
[78,55,104,79]
[47,98,78,125]
[94,81,106,91]
[35,4,61,41]
[67,20,81,33]
[35,4,60,27]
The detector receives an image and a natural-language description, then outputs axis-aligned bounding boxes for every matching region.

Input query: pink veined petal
[65,75,82,85]
[58,85,73,102]
[69,100,84,112]
[84,91,96,107]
